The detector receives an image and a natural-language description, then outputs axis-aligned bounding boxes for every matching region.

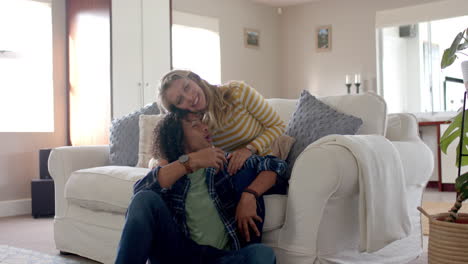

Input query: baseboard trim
[0,199,31,217]
[426,181,455,192]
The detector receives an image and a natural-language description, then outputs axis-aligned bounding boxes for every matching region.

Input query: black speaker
[39,149,52,179]
[31,179,55,218]
[399,25,417,38]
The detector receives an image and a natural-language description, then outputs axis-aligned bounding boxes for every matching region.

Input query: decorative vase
[462,61,468,90]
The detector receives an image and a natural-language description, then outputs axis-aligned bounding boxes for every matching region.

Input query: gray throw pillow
[285,90,363,179]
[109,103,160,166]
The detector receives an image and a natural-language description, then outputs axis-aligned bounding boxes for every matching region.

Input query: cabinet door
[111,0,144,119]
[141,0,171,106]
[419,126,439,182]
[440,123,468,183]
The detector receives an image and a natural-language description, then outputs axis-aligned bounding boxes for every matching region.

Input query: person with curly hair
[157,70,285,176]
[115,111,288,264]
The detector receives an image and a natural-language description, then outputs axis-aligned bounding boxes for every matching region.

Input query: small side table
[31,179,55,218]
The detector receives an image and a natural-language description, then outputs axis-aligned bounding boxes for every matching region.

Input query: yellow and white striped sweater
[211,82,285,156]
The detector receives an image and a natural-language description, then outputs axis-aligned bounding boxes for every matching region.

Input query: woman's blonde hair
[158,70,236,131]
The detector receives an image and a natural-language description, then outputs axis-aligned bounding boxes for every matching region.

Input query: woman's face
[164,78,207,112]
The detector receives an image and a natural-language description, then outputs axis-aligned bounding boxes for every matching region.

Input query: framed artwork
[244,28,260,48]
[316,25,332,52]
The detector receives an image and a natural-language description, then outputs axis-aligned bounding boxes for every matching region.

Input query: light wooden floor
[0,188,456,264]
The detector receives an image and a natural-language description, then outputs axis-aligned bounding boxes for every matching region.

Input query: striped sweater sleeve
[236,83,285,154]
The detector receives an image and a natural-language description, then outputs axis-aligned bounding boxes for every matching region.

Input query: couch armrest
[386,113,420,141]
[48,145,110,218]
[277,135,433,255]
[278,143,358,254]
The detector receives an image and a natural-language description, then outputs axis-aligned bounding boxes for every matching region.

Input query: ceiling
[252,0,322,7]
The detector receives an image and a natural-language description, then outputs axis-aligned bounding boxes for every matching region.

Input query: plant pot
[462,61,468,90]
[418,207,468,264]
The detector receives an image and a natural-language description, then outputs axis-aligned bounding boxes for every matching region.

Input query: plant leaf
[440,111,465,153]
[457,180,468,200]
[456,172,468,191]
[440,110,468,167]
[458,41,468,51]
[454,129,468,167]
[441,49,458,69]
[441,32,464,69]
[450,32,464,52]
[441,129,461,154]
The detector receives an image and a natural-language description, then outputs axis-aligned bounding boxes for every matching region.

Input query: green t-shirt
[185,169,231,250]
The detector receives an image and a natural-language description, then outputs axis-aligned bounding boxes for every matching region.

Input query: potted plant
[417,28,468,264]
[439,28,468,222]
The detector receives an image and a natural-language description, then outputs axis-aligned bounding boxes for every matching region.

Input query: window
[172,11,221,84]
[378,16,468,113]
[0,0,53,132]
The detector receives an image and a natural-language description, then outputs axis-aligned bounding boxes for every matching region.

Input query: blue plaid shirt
[133,154,287,250]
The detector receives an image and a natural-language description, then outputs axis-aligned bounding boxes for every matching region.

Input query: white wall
[381,26,421,113]
[172,0,281,98]
[0,0,67,205]
[279,0,445,99]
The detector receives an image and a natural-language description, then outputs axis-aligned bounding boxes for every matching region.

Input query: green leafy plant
[439,28,468,222]
[440,113,468,222]
[441,28,468,69]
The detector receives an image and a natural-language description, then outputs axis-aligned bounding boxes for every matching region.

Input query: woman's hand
[227,148,253,175]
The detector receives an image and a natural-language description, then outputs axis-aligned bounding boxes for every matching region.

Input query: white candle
[345,75,350,84]
[355,74,361,84]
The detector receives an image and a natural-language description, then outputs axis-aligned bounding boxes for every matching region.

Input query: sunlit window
[172,11,221,84]
[0,0,53,132]
[379,15,468,114]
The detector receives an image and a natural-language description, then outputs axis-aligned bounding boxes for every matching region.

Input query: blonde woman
[157,70,285,175]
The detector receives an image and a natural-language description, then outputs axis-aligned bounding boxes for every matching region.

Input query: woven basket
[418,207,468,264]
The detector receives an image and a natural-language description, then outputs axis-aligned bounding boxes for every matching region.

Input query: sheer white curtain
[0,0,53,132]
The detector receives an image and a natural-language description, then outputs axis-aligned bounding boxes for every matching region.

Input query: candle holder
[346,83,352,94]
[355,83,361,94]
[354,74,361,94]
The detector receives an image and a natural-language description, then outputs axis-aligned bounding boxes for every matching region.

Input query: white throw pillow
[136,114,164,168]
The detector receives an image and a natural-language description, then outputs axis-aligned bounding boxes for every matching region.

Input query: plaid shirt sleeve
[242,155,288,182]
[133,166,171,195]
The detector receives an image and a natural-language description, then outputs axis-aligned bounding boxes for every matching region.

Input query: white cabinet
[419,125,439,182]
[111,0,171,118]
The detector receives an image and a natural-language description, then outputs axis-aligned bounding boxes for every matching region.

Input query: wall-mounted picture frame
[316,25,332,52]
[244,28,260,49]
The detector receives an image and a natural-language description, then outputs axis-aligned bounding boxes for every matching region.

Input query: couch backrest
[266,92,387,136]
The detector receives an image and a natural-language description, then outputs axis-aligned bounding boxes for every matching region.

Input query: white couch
[48,93,433,264]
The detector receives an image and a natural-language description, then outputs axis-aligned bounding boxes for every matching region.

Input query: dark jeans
[115,168,273,264]
[114,190,275,264]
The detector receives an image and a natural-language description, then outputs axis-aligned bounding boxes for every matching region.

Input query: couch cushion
[285,90,363,179]
[136,114,164,168]
[267,92,386,136]
[65,166,150,214]
[109,103,160,167]
[263,194,287,232]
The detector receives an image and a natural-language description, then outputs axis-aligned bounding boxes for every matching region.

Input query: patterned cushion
[136,114,164,168]
[109,103,160,166]
[285,90,363,178]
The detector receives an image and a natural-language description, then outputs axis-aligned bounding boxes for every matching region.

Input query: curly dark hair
[152,110,189,163]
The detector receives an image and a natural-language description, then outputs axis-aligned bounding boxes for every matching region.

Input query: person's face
[165,78,207,112]
[182,113,213,153]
